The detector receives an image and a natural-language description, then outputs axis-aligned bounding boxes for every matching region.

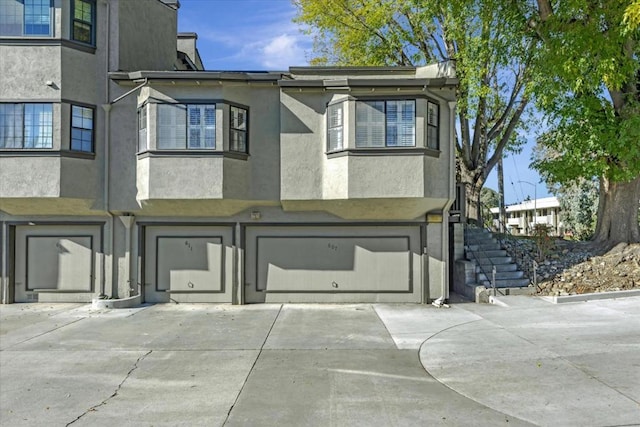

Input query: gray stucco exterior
[0,0,458,304]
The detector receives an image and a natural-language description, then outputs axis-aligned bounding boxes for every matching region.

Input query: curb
[538,289,640,304]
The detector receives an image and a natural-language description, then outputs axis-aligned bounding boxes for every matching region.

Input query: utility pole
[498,155,506,233]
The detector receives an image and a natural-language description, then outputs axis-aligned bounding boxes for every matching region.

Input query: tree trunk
[593,175,640,245]
[497,155,506,233]
[460,168,484,225]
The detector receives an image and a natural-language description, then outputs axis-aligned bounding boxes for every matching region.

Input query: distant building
[490,197,562,236]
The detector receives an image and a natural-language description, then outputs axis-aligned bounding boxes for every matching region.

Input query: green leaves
[530,0,640,185]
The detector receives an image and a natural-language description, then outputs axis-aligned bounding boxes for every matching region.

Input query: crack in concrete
[65,350,152,426]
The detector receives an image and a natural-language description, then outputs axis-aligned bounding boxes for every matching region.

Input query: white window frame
[156,103,216,150]
[327,102,344,152]
[355,99,416,148]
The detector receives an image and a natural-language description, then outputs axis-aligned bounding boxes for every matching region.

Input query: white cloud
[178,1,312,70]
[260,34,307,69]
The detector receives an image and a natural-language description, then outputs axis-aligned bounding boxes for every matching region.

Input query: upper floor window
[427,101,439,150]
[355,100,415,148]
[157,103,215,150]
[0,0,52,37]
[229,105,248,153]
[0,103,53,148]
[138,105,148,152]
[327,103,343,152]
[71,0,95,45]
[71,105,93,152]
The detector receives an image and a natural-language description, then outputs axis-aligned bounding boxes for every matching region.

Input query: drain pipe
[100,0,148,298]
[101,78,148,298]
[440,100,458,304]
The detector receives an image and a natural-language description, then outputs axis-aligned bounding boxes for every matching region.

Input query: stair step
[481,278,531,288]
[475,263,518,272]
[468,249,507,258]
[467,243,501,251]
[474,256,513,265]
[478,271,524,281]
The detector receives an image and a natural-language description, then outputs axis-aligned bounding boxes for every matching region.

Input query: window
[71,0,95,45]
[427,101,439,150]
[230,105,247,153]
[327,103,343,152]
[355,100,415,148]
[0,0,52,36]
[71,105,93,152]
[0,103,53,148]
[138,105,147,152]
[157,104,215,150]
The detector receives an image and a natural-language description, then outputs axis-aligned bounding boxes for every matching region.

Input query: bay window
[230,105,247,153]
[70,105,93,152]
[355,100,415,148]
[327,103,343,152]
[0,103,53,149]
[157,104,215,150]
[0,0,52,36]
[427,101,439,150]
[71,0,95,45]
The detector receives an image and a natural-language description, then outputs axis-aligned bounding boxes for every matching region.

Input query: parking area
[1,297,639,426]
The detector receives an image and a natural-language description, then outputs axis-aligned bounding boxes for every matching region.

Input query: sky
[177,0,552,205]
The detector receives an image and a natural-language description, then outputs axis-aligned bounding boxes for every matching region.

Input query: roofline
[278,77,458,89]
[289,66,417,75]
[109,70,287,83]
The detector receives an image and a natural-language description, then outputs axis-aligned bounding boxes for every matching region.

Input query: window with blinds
[355,100,415,148]
[327,103,343,152]
[156,104,215,150]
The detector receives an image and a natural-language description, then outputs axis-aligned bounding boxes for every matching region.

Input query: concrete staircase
[464,227,530,291]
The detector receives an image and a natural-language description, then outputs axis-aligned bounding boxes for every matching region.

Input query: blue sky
[177,0,551,205]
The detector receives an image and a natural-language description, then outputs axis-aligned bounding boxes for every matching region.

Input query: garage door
[245,225,423,303]
[143,225,234,303]
[14,224,102,303]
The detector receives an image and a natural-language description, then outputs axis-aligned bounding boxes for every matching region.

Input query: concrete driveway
[1,297,638,426]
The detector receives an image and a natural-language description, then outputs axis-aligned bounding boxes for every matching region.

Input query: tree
[294,0,533,221]
[527,0,640,245]
[556,178,599,240]
[480,187,499,229]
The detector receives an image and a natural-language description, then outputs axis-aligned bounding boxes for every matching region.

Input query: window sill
[0,37,96,54]
[326,147,440,159]
[0,149,95,159]
[137,150,249,160]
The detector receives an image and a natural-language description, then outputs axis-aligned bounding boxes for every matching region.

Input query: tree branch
[485,96,529,176]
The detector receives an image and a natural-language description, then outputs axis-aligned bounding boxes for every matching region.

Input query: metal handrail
[480,201,538,289]
[464,223,500,296]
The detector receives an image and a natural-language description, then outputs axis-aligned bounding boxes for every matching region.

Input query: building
[0,0,458,304]
[491,197,562,236]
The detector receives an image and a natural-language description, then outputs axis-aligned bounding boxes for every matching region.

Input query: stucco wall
[116,0,177,71]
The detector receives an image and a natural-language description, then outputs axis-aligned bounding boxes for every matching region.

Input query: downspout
[432,101,457,307]
[100,0,147,298]
[102,78,148,298]
[100,0,111,298]
[1,212,7,304]
[441,100,459,302]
